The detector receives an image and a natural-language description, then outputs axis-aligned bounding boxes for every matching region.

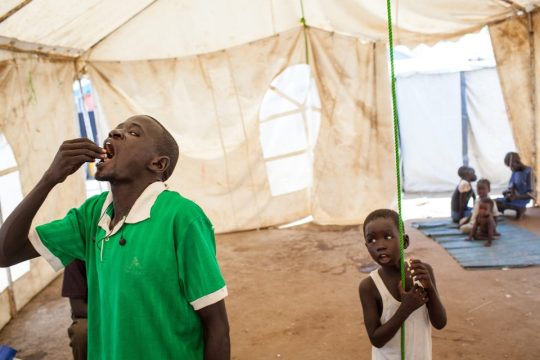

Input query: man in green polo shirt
[0,115,230,359]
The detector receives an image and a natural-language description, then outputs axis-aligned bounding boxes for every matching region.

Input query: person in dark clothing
[450,166,477,223]
[62,259,87,360]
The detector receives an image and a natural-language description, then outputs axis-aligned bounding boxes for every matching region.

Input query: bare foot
[484,241,492,247]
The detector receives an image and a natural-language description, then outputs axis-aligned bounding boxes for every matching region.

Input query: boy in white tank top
[359,209,447,359]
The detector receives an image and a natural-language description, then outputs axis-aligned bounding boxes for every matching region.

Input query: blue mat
[411,218,540,269]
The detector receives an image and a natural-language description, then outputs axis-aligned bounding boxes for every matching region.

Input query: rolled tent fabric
[308,29,396,224]
[88,29,310,233]
[490,14,540,199]
[0,54,87,322]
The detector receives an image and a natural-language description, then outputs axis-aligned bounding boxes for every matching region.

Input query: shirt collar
[98,181,167,234]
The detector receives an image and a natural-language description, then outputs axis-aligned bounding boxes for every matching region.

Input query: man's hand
[44,138,106,184]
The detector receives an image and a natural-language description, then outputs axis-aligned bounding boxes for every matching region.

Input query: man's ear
[403,234,410,249]
[148,155,170,178]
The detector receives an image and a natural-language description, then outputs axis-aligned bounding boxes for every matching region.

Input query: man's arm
[69,298,88,319]
[197,300,230,360]
[0,139,105,267]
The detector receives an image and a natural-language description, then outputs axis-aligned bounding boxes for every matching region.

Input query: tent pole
[528,12,538,205]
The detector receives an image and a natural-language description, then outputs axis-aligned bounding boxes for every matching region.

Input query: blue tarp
[411,218,540,269]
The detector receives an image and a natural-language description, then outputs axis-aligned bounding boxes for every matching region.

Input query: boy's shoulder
[457,179,472,193]
[359,272,378,296]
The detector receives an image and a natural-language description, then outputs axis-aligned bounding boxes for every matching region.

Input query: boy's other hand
[399,281,428,314]
[44,138,106,184]
[408,259,433,289]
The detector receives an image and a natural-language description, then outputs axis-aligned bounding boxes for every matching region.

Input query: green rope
[299,0,309,64]
[385,1,406,359]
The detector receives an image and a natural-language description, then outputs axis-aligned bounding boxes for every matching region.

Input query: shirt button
[119,238,127,246]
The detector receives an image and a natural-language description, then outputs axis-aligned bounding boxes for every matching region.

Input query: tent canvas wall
[1,0,539,330]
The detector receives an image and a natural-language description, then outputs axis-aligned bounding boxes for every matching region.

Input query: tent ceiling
[0,0,540,61]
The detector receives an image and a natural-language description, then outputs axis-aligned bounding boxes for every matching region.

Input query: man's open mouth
[104,141,115,159]
[97,141,115,168]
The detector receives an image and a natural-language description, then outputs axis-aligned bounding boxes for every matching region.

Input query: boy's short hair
[457,166,473,179]
[479,197,494,209]
[477,178,491,191]
[144,115,179,181]
[362,209,400,235]
[504,152,519,167]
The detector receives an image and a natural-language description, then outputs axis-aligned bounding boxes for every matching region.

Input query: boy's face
[477,183,489,198]
[478,202,491,217]
[509,156,522,172]
[95,115,163,183]
[364,217,408,267]
[466,169,477,182]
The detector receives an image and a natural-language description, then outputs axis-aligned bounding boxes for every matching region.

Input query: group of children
[450,152,535,247]
[357,151,535,359]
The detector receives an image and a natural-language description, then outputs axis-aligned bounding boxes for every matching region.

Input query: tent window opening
[0,133,28,292]
[73,77,109,198]
[259,64,322,196]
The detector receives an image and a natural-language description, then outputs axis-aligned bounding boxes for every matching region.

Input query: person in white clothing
[359,209,447,359]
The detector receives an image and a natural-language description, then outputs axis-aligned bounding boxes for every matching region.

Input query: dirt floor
[1,209,539,359]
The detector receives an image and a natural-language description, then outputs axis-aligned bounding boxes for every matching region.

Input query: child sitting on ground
[460,178,499,234]
[495,152,536,220]
[451,166,477,223]
[468,198,498,247]
[359,209,447,360]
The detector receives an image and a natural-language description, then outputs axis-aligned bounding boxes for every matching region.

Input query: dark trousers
[68,318,87,360]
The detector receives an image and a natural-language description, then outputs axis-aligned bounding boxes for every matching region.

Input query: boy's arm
[0,139,105,267]
[487,217,496,239]
[468,222,478,240]
[197,300,230,360]
[458,192,470,217]
[408,261,447,329]
[359,278,427,348]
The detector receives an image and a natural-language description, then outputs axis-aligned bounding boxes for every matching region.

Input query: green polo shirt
[29,182,227,359]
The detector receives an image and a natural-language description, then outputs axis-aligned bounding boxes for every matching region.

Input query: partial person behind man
[450,166,477,223]
[62,259,87,360]
[495,152,536,220]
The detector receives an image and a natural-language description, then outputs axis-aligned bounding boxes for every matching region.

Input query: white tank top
[370,269,432,360]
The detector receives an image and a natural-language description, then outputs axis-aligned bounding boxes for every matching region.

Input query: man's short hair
[144,115,179,181]
[477,178,491,192]
[362,209,401,235]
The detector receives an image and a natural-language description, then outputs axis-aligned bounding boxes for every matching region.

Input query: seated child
[451,166,477,223]
[460,178,499,234]
[468,198,498,247]
[495,152,535,220]
[359,209,447,360]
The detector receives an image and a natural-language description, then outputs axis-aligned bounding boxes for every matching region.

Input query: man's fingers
[62,149,105,160]
[60,139,105,153]
[69,155,96,166]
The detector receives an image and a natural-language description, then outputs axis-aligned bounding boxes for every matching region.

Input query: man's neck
[109,180,155,225]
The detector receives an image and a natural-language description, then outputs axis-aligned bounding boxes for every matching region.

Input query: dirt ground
[1,209,539,359]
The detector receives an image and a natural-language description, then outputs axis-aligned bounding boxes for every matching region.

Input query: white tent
[1,0,539,329]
